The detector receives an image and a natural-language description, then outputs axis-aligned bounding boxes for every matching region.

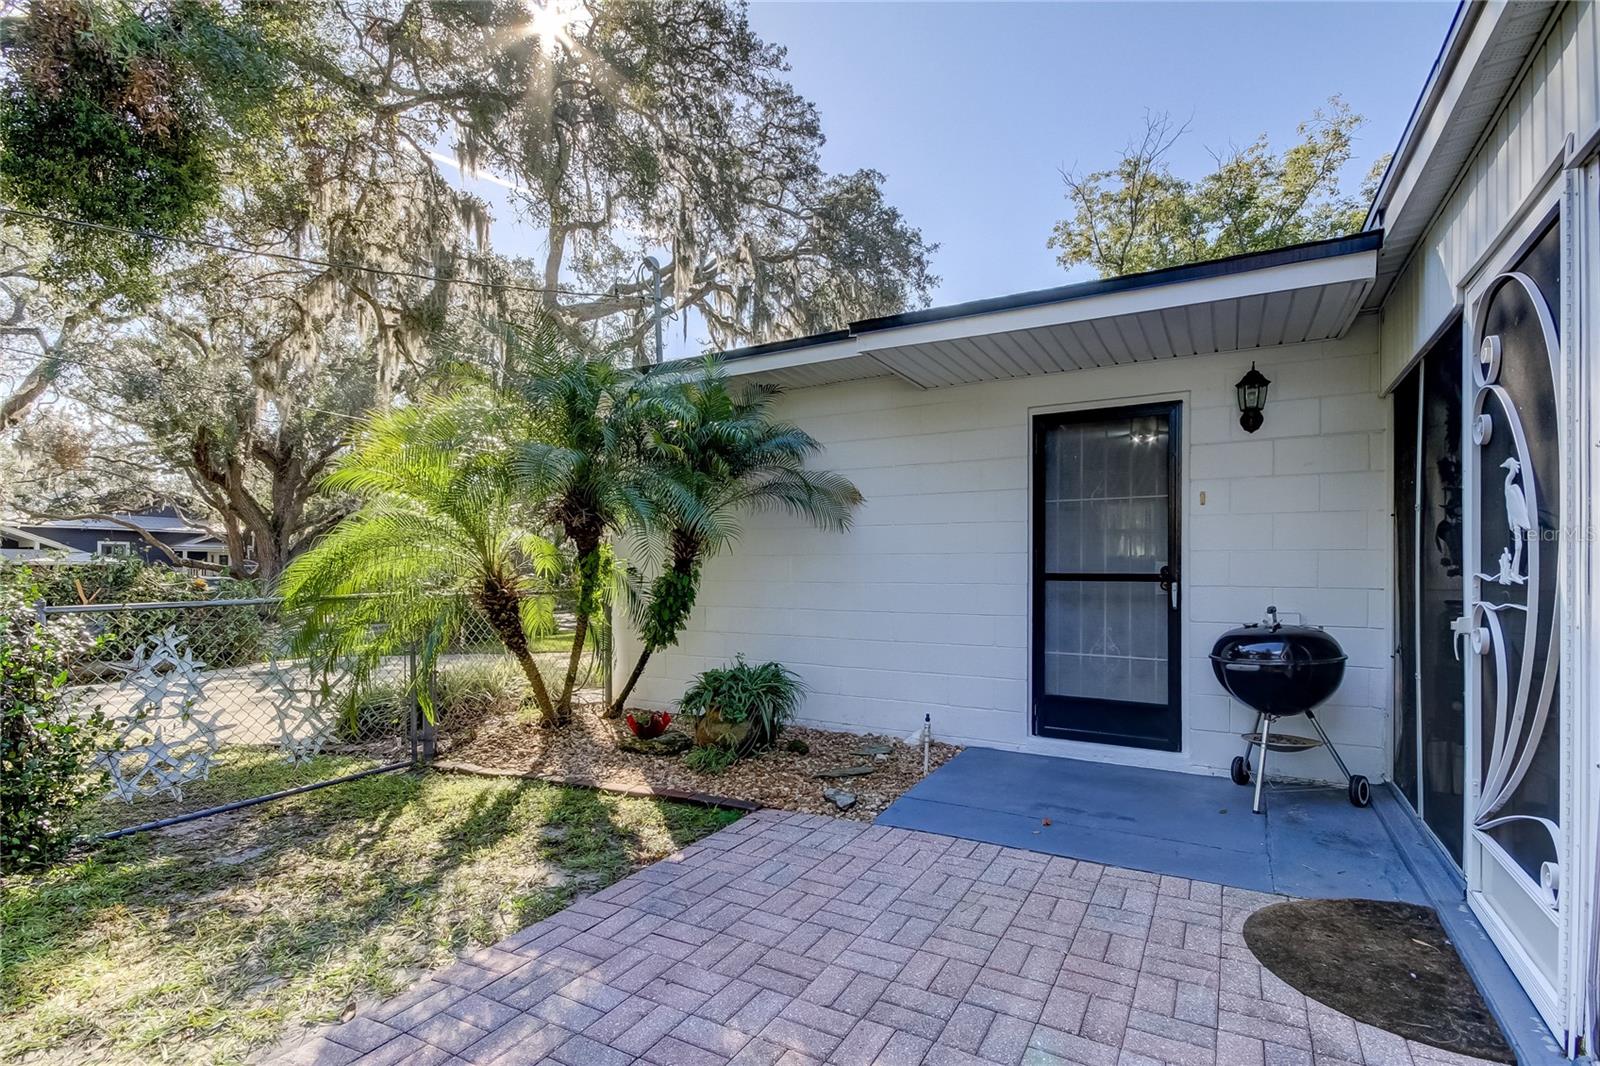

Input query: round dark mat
[1243,899,1514,1064]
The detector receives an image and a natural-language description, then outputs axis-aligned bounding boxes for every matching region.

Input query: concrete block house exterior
[617,2,1600,1054]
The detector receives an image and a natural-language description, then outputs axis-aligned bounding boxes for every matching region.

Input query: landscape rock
[815,765,876,779]
[823,788,857,811]
[616,731,693,756]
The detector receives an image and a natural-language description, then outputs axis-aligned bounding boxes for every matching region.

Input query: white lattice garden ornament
[97,626,222,802]
[264,654,343,763]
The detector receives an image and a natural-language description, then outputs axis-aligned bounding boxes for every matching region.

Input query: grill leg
[1242,713,1262,765]
[1252,713,1272,815]
[1303,709,1351,784]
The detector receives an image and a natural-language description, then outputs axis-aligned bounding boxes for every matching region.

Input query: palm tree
[605,361,863,717]
[278,390,568,727]
[498,325,664,723]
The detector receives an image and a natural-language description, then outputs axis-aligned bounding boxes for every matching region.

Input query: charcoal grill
[1209,606,1369,813]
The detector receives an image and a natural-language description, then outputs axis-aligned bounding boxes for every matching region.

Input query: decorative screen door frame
[1562,144,1600,1062]
[1457,180,1578,1046]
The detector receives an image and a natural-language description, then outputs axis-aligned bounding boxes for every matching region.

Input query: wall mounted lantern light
[1235,362,1271,434]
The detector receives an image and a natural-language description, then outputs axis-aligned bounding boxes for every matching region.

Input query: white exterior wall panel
[619,316,1392,784]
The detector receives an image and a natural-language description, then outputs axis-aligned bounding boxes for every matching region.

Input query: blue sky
[472,1,1459,356]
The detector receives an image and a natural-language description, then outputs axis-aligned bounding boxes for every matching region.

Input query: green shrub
[335,678,409,743]
[334,658,529,743]
[1,569,111,872]
[680,655,805,754]
[4,559,268,670]
[682,743,738,775]
[436,658,528,715]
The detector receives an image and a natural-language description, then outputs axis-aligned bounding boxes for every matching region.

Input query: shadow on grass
[2,761,431,1003]
[78,748,397,835]
[2,760,742,1066]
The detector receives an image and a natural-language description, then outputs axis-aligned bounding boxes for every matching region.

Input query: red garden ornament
[626,710,673,739]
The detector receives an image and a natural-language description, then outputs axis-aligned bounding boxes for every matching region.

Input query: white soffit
[1362,1,1557,309]
[719,236,1378,391]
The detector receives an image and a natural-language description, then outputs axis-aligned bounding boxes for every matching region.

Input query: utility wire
[0,347,378,423]
[0,205,646,303]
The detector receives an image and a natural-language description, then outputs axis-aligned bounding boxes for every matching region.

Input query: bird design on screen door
[1482,456,1532,587]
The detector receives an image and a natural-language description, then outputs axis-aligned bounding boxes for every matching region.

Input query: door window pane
[1043,417,1169,573]
[1043,579,1168,705]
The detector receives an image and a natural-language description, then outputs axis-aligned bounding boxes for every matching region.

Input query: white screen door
[1459,212,1569,1037]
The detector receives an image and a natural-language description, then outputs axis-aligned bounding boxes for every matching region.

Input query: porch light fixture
[1235,362,1271,434]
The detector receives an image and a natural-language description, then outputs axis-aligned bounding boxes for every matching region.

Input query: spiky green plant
[498,325,666,722]
[277,389,567,727]
[679,655,805,754]
[606,361,863,716]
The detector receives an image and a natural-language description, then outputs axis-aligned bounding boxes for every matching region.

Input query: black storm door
[1033,403,1182,751]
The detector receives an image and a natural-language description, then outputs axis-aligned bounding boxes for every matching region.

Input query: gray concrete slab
[875,748,1426,902]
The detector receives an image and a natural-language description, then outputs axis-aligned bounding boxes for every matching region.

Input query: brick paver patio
[268,810,1498,1066]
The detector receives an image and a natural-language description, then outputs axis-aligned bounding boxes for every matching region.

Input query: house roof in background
[0,524,77,552]
[24,510,201,533]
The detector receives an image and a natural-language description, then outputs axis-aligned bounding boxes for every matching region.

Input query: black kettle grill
[1209,606,1369,813]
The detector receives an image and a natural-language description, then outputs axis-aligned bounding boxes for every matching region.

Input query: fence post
[407,644,419,765]
[421,647,438,762]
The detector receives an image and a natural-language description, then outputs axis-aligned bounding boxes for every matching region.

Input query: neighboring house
[0,507,238,571]
[620,2,1599,1052]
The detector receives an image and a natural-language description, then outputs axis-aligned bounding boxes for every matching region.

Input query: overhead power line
[0,206,643,303]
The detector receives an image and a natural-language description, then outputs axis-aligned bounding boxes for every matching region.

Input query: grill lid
[1210,624,1346,666]
[1207,607,1346,667]
[1208,610,1347,716]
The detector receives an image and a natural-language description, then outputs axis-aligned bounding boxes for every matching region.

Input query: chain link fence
[43,596,427,830]
[40,595,606,834]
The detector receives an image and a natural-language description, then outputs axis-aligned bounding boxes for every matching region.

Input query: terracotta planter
[693,707,756,752]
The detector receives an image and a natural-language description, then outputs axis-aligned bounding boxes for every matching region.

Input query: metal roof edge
[848,231,1380,335]
[708,328,854,364]
[1363,0,1479,231]
[678,231,1381,370]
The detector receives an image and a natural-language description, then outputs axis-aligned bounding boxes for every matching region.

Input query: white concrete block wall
[618,314,1394,784]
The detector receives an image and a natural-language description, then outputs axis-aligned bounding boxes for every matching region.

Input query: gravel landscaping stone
[450,697,960,821]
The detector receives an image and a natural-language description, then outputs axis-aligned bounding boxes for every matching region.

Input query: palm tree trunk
[476,580,560,727]
[555,545,601,718]
[555,611,587,721]
[603,536,701,719]
[604,644,653,718]
[504,628,562,728]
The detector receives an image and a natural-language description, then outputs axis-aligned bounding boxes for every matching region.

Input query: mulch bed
[443,699,961,821]
[1243,898,1514,1063]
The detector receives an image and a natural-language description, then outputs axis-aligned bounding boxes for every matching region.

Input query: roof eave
[682,231,1379,376]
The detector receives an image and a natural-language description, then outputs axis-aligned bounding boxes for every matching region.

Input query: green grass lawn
[1,752,743,1066]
